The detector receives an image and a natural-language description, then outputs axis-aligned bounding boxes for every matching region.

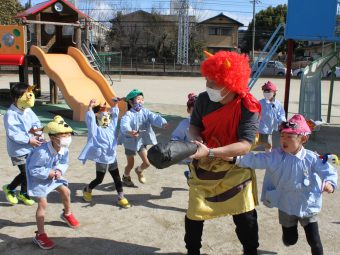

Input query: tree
[241,4,287,53]
[0,0,23,25]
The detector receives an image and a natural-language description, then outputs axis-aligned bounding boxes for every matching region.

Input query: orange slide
[30,45,126,121]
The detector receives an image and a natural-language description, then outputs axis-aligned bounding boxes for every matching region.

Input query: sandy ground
[0,75,340,255]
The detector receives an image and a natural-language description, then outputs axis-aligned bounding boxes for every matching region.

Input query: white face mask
[59,137,72,148]
[263,92,274,101]
[206,86,229,102]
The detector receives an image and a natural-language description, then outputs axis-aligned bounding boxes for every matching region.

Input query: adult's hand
[190,140,209,159]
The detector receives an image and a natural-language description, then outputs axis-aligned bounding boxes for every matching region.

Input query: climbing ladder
[248,23,286,90]
[81,42,114,86]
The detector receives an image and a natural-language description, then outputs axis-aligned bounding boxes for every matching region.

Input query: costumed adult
[185,51,261,255]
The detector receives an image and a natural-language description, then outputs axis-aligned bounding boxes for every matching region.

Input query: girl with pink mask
[257,81,286,152]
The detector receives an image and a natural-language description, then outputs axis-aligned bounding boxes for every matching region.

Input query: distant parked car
[252,61,288,76]
[327,67,340,78]
[293,68,304,78]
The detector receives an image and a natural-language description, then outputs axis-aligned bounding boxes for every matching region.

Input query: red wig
[201,51,251,94]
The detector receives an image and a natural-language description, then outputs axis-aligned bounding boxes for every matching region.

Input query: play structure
[0,0,124,121]
[285,0,340,122]
[249,0,340,123]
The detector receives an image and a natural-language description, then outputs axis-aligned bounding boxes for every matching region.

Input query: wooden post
[284,39,294,118]
[49,79,58,104]
[75,26,81,49]
[33,66,41,97]
[36,13,41,47]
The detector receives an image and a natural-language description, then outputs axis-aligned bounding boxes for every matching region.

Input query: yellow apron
[187,157,258,221]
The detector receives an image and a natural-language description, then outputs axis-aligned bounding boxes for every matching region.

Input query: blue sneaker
[184,170,190,180]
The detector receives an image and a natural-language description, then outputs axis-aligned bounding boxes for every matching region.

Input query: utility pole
[251,0,260,62]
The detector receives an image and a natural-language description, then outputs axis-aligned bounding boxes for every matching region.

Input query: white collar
[47,141,65,156]
[290,146,306,160]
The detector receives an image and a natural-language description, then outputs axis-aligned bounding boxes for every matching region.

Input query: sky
[20,0,288,28]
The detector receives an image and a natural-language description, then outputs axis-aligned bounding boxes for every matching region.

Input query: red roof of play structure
[15,0,88,19]
[0,55,25,66]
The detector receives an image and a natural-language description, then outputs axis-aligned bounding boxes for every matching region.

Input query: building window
[208,27,232,36]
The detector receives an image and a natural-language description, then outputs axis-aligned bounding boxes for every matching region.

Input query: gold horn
[224,59,231,69]
[203,50,213,58]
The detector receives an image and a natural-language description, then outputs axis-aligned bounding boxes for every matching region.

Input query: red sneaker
[33,231,55,250]
[60,211,80,228]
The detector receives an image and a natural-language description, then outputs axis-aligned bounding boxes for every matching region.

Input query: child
[171,93,197,178]
[120,89,168,186]
[26,115,80,250]
[257,81,286,152]
[232,114,337,255]
[78,99,130,208]
[3,82,42,206]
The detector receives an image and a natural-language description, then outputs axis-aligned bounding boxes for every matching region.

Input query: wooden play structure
[0,0,124,121]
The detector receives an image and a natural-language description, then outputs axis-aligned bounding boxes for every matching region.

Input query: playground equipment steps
[248,23,286,90]
[81,42,114,86]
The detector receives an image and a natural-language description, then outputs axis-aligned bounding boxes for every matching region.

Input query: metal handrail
[248,23,285,90]
[81,41,114,86]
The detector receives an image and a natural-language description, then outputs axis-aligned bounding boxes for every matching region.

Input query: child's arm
[313,159,338,193]
[55,150,69,176]
[277,102,287,123]
[86,99,98,137]
[109,106,119,128]
[171,120,187,141]
[4,113,33,145]
[27,150,54,180]
[236,151,274,170]
[146,109,167,128]
[120,114,138,137]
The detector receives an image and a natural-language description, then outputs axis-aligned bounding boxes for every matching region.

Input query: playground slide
[30,45,126,121]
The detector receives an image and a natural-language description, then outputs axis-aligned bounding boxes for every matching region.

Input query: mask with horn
[97,102,111,128]
[17,85,35,110]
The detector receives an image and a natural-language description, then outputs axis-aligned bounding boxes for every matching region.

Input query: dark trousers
[282,222,323,255]
[184,209,259,255]
[8,164,27,194]
[88,168,123,193]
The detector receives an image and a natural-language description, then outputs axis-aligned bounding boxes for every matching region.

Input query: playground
[1,0,340,254]
[0,75,340,255]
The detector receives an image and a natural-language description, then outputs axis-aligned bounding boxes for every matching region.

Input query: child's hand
[29,137,42,147]
[323,182,334,193]
[88,99,97,108]
[54,170,62,179]
[48,170,56,180]
[162,123,169,129]
[128,130,139,137]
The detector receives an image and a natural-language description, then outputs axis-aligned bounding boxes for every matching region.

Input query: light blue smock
[26,142,69,198]
[171,116,192,164]
[4,104,41,157]
[119,108,167,151]
[78,107,119,164]
[258,98,286,134]
[171,117,191,142]
[237,147,338,217]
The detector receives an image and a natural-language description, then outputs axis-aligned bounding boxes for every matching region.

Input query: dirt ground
[0,75,340,255]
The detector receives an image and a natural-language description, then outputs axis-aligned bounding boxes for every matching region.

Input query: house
[197,13,243,53]
[109,10,195,58]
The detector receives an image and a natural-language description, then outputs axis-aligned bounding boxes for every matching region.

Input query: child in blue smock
[120,89,168,187]
[26,116,80,250]
[230,114,337,255]
[257,81,286,152]
[171,93,197,178]
[3,82,42,206]
[79,99,130,208]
